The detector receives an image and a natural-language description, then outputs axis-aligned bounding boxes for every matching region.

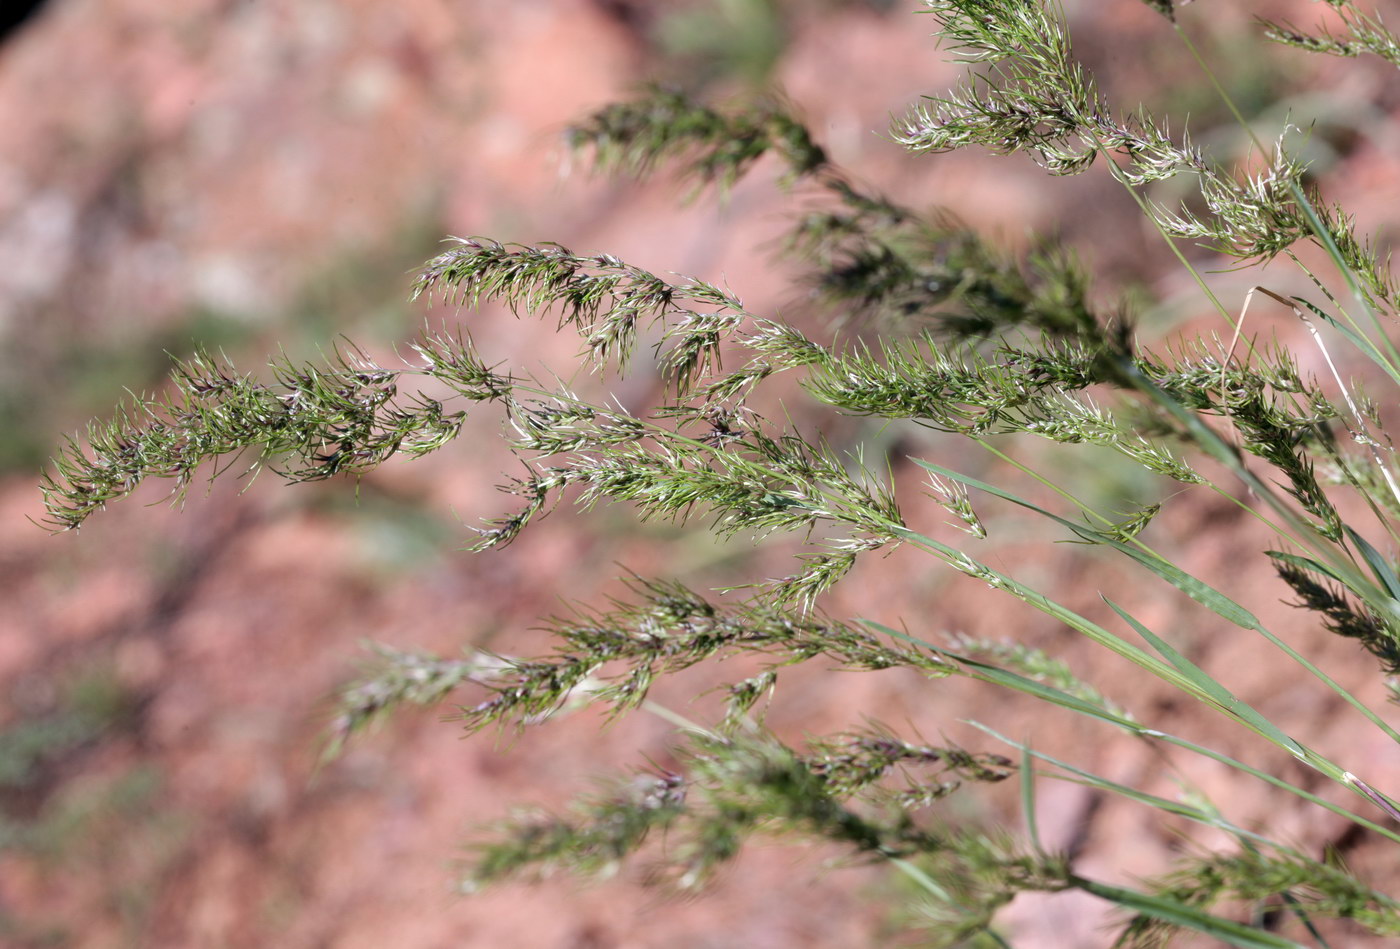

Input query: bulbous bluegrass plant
[39,0,1400,944]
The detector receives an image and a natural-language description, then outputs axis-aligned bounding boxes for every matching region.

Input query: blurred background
[4,0,1400,946]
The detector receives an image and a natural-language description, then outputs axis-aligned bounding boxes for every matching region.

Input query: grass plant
[39,1,1400,944]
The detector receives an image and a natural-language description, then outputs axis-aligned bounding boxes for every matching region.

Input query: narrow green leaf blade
[910,457,1261,630]
[1345,526,1400,603]
[968,722,1286,851]
[861,619,1145,729]
[1292,296,1400,387]
[1266,549,1352,587]
[881,528,1192,687]
[1103,597,1307,761]
[1076,877,1306,949]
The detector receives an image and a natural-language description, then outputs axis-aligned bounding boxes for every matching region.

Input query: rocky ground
[4,1,1400,946]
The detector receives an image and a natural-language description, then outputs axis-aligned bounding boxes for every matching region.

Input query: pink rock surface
[3,1,1400,946]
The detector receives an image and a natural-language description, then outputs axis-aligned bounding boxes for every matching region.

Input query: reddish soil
[4,1,1400,946]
